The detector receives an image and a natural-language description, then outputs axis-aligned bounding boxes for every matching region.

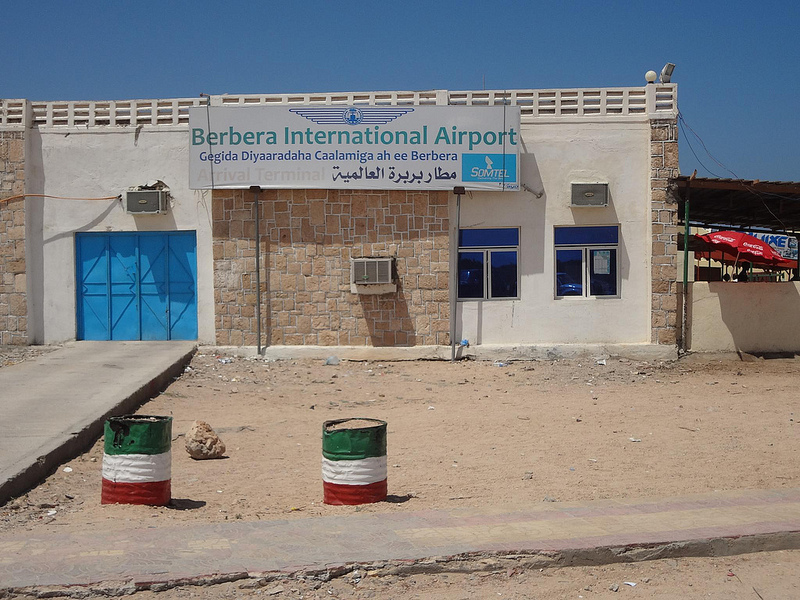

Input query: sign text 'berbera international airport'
[188,105,520,191]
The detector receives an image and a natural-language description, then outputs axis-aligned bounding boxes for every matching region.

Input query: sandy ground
[2,350,800,597]
[0,344,57,368]
[129,550,800,599]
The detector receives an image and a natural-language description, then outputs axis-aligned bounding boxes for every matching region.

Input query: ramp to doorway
[0,341,196,504]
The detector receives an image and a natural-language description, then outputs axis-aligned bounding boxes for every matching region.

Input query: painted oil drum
[322,418,387,505]
[101,415,172,505]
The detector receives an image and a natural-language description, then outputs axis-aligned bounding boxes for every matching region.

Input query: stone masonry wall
[650,119,679,345]
[0,131,27,345]
[212,189,450,347]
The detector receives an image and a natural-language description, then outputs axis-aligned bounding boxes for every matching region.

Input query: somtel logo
[462,154,517,183]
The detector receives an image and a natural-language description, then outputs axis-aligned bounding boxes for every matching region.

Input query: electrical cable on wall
[678,112,734,178]
[678,109,792,231]
[678,116,723,178]
[1,193,120,204]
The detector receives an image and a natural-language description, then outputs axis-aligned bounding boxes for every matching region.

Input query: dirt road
[2,350,799,598]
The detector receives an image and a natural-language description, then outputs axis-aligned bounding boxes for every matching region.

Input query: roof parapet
[1,85,677,130]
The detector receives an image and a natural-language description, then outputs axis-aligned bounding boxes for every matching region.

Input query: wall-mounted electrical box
[126,190,169,214]
[571,183,609,207]
[351,257,396,294]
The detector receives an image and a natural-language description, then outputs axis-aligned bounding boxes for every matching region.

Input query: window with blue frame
[554,225,619,298]
[458,228,519,300]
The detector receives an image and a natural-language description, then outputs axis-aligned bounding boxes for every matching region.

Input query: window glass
[460,228,519,248]
[490,250,518,298]
[458,228,519,300]
[458,251,484,299]
[589,249,617,296]
[554,226,618,246]
[554,225,619,298]
[556,249,583,296]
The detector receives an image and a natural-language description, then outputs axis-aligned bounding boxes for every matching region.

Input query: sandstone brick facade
[0,131,27,345]
[650,119,679,345]
[212,189,450,347]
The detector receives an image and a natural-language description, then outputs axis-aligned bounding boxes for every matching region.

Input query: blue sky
[3,0,798,181]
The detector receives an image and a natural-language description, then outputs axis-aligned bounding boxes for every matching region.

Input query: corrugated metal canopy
[671,176,800,233]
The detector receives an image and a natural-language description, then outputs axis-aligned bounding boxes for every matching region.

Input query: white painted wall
[455,121,653,345]
[688,282,800,353]
[25,116,653,347]
[26,127,216,344]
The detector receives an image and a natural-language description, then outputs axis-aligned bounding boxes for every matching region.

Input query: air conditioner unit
[126,190,168,214]
[351,257,396,294]
[352,257,393,284]
[571,183,609,207]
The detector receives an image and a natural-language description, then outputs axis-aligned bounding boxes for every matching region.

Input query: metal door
[76,231,197,340]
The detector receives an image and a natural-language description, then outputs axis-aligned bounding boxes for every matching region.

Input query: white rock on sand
[184,420,226,459]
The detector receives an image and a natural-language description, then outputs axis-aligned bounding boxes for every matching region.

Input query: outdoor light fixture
[645,70,657,84]
[660,63,675,83]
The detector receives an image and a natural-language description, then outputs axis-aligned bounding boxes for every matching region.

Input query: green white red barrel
[101,415,172,505]
[322,418,387,505]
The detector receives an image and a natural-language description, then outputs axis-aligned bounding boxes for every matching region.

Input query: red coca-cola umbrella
[695,230,797,268]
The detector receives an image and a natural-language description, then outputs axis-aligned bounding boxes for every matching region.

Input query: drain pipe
[450,186,465,361]
[250,185,263,355]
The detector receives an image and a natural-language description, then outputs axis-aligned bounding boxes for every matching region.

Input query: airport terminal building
[0,82,680,356]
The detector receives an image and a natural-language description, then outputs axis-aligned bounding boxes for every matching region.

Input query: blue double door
[76,231,198,341]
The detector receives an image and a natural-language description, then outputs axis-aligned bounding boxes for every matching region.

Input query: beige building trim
[0,131,27,344]
[650,119,679,344]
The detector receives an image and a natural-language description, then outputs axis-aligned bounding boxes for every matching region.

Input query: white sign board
[751,233,798,261]
[188,105,520,191]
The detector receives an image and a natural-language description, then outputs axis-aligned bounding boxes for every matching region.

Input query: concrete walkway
[2,488,800,593]
[0,341,196,504]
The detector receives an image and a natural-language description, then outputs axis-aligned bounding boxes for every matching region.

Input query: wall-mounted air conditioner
[571,183,609,207]
[126,190,169,214]
[351,257,396,294]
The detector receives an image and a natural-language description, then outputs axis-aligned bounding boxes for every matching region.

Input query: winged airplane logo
[288,107,415,126]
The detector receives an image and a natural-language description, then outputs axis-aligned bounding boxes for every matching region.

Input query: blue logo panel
[462,154,517,183]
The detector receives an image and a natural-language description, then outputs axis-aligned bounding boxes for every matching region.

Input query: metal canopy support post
[250,185,263,355]
[451,187,465,362]
[681,176,692,354]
